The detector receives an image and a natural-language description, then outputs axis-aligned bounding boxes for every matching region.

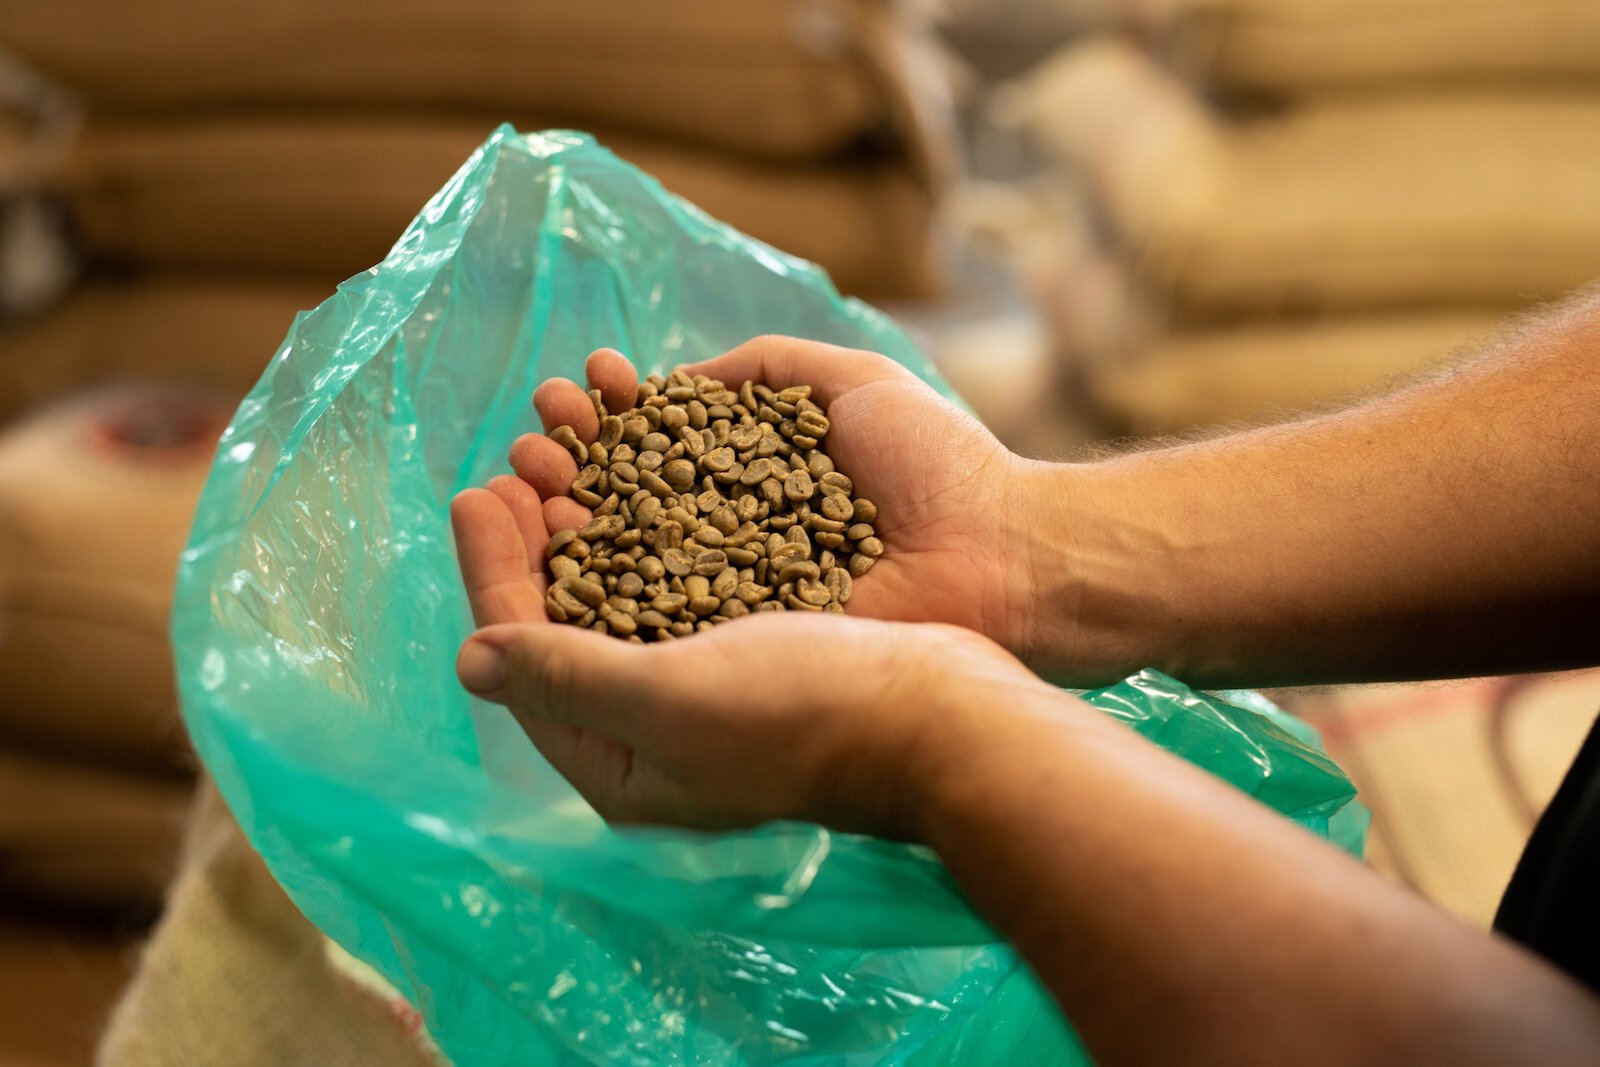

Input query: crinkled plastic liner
[173,127,1365,1065]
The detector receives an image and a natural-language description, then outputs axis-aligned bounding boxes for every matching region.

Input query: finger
[681,335,914,408]
[486,475,550,596]
[533,377,600,444]
[542,496,591,535]
[450,489,546,627]
[585,348,639,414]
[458,622,652,741]
[509,432,580,502]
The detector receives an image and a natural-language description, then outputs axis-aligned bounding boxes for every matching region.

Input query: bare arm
[1026,289,1600,687]
[449,321,1600,1063]
[919,687,1600,1065]
[449,601,1600,1066]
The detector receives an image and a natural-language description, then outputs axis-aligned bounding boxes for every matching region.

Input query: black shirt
[1494,714,1600,990]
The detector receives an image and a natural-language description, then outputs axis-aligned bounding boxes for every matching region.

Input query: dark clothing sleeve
[1495,714,1600,992]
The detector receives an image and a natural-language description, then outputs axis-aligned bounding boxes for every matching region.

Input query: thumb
[458,622,650,742]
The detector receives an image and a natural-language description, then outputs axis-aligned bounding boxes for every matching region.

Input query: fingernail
[459,641,506,694]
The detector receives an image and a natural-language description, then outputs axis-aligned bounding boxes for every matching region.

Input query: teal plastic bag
[173,127,1364,1065]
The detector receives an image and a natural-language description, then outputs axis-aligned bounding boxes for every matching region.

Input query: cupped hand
[504,337,1037,659]
[450,420,1050,835]
[457,607,1041,837]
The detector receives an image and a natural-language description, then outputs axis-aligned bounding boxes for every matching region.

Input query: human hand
[506,336,1037,658]
[455,609,1045,836]
[450,431,1054,835]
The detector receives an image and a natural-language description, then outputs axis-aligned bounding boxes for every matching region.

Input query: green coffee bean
[820,494,854,522]
[548,424,588,464]
[818,472,852,496]
[777,559,821,585]
[653,592,688,614]
[661,459,697,490]
[545,528,578,558]
[782,468,813,501]
[740,457,773,485]
[639,469,673,498]
[768,542,806,569]
[549,586,585,617]
[557,575,607,608]
[656,520,684,552]
[691,549,729,576]
[621,415,650,442]
[795,578,832,607]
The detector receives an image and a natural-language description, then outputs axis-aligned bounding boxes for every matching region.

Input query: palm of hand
[450,340,1040,830]
[823,377,1027,652]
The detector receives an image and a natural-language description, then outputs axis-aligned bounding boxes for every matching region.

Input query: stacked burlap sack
[6,0,951,304]
[991,0,1600,431]
[0,5,954,1053]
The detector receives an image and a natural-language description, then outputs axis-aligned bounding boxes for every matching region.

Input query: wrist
[1006,457,1159,686]
[903,673,1127,847]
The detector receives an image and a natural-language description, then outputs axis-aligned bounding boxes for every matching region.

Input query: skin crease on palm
[449,336,1050,834]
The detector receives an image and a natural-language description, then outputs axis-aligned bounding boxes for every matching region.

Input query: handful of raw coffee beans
[541,369,882,640]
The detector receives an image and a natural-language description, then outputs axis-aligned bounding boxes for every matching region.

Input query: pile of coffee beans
[541,370,881,640]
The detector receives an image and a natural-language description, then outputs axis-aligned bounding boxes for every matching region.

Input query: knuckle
[743,333,794,351]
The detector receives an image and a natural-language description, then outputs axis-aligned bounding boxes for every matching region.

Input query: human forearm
[915,692,1600,1065]
[1017,290,1600,687]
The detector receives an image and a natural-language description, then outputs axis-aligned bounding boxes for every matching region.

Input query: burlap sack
[65,117,940,298]
[0,278,323,424]
[1084,309,1504,432]
[1,0,938,164]
[1141,0,1600,98]
[1001,39,1600,316]
[0,384,231,771]
[97,783,439,1067]
[0,747,190,914]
